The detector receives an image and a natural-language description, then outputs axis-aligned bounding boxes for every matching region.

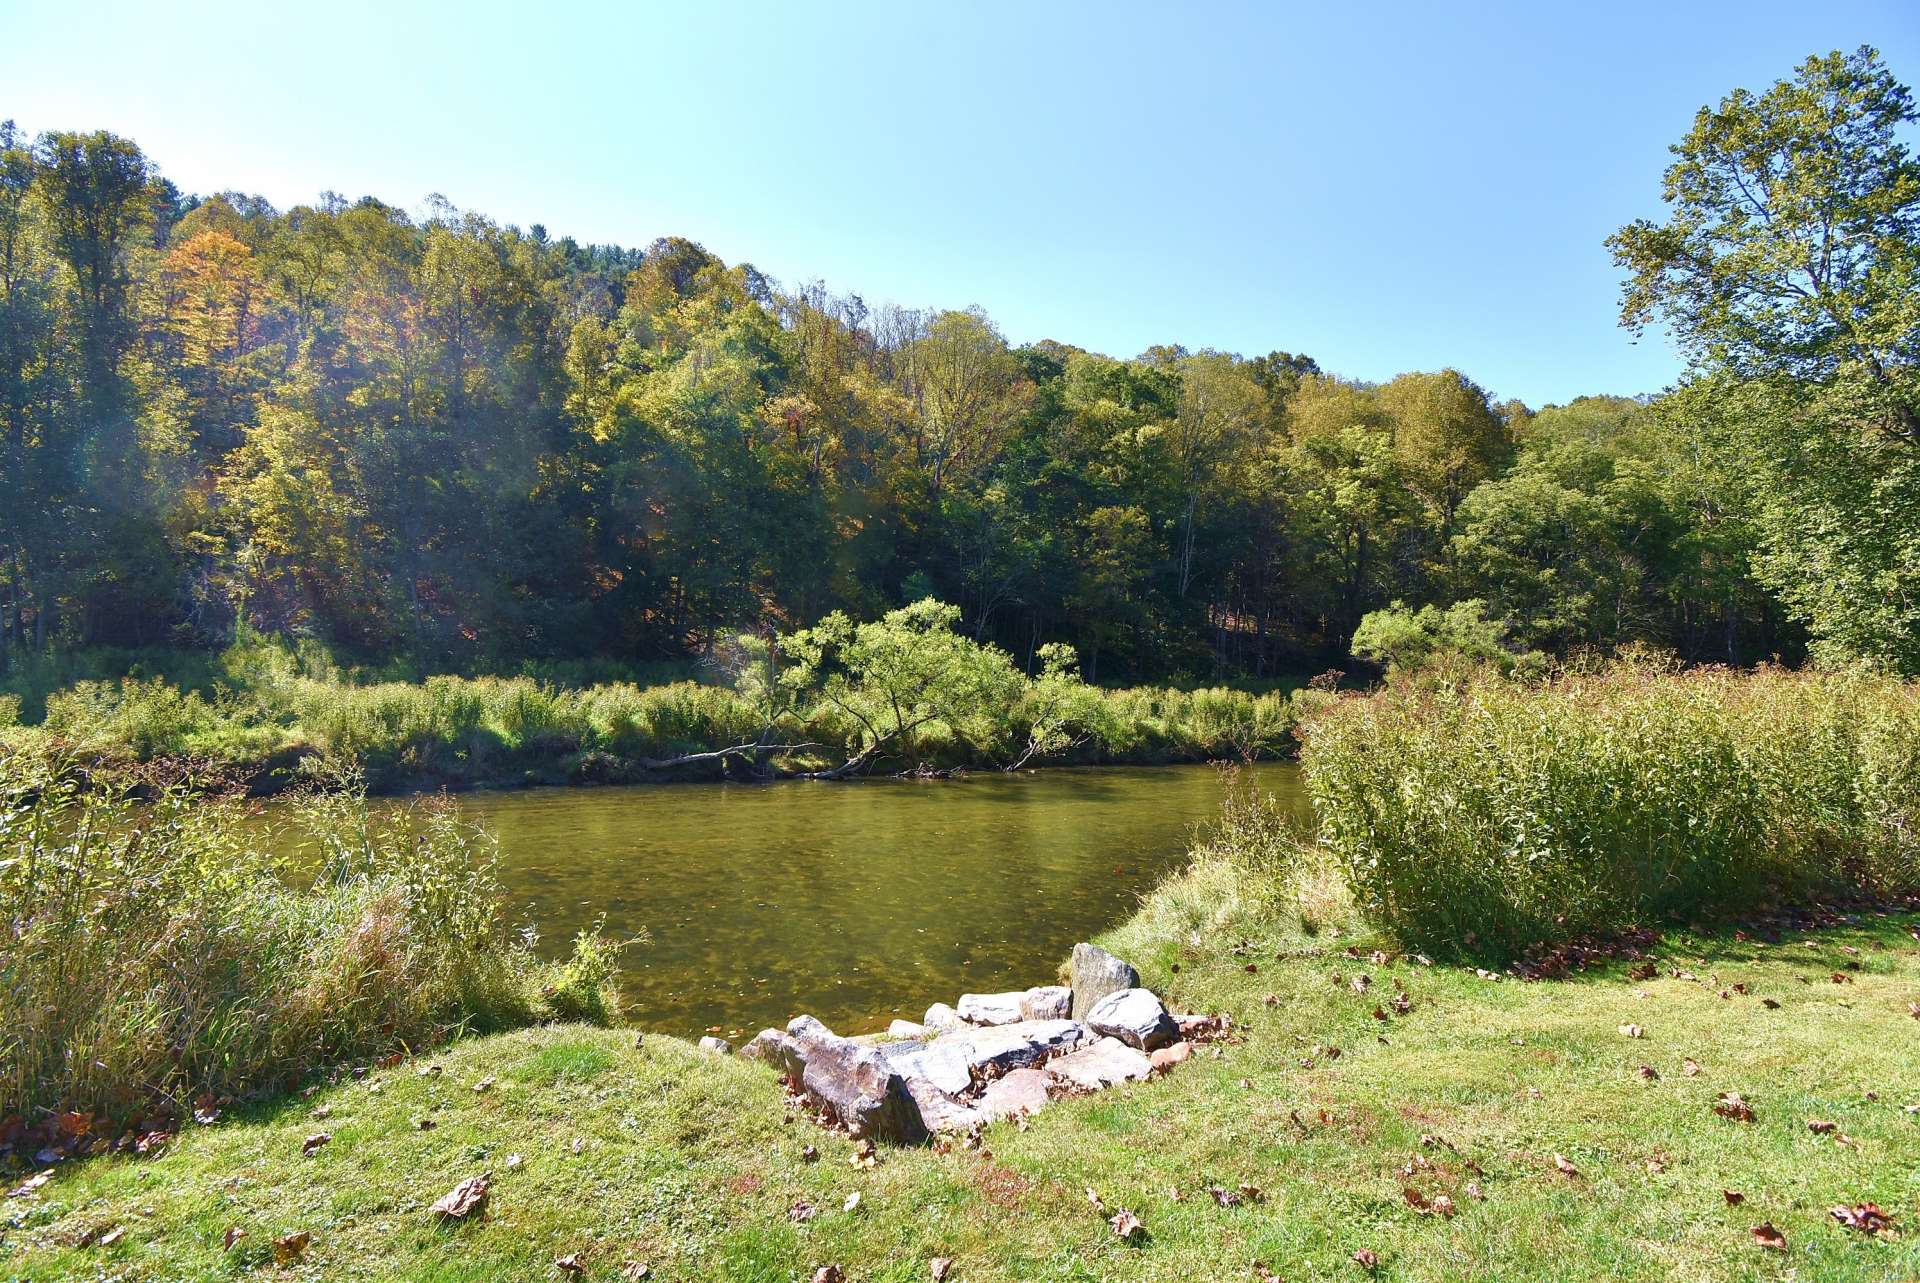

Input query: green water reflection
[377,764,1303,1041]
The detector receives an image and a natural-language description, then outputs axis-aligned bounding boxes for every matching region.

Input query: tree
[1610,48,1920,669]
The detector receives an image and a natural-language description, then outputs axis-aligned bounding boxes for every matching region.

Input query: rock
[1047,1037,1152,1091]
[925,1019,1093,1078]
[741,1029,805,1079]
[957,991,1026,1026]
[1085,988,1177,1052]
[1019,985,1072,1021]
[887,1019,929,1040]
[883,1040,972,1097]
[923,1002,963,1033]
[1149,1040,1192,1073]
[785,1016,928,1144]
[1070,943,1140,1020]
[902,1079,985,1133]
[698,1036,733,1055]
[978,1067,1051,1121]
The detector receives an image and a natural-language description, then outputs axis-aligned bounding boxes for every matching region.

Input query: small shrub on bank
[0,755,604,1123]
[1301,666,1920,956]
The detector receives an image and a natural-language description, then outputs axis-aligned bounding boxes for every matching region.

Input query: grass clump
[0,754,613,1126]
[1301,664,1920,956]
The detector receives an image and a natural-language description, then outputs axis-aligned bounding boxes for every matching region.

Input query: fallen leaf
[1806,1118,1836,1134]
[1390,991,1412,1014]
[505,1153,524,1170]
[930,1257,953,1281]
[431,1172,490,1220]
[1353,1248,1379,1270]
[1085,1186,1105,1211]
[1713,1092,1755,1123]
[622,1264,651,1281]
[1683,1058,1702,1077]
[1168,1185,1186,1201]
[97,1226,125,1247]
[1466,1180,1484,1199]
[1208,1184,1244,1207]
[301,1132,331,1156]
[416,1117,436,1131]
[844,1191,861,1214]
[1109,1208,1145,1240]
[1761,998,1780,1009]
[789,1199,816,1223]
[802,1144,819,1163]
[812,1268,844,1283]
[7,1172,51,1199]
[1636,1064,1659,1080]
[473,1076,496,1093]
[1751,1222,1786,1251]
[1553,1153,1580,1178]
[1723,1189,1744,1205]
[1829,1202,1893,1234]
[222,1226,246,1250]
[556,1253,586,1276]
[273,1230,311,1264]
[1619,1024,1645,1039]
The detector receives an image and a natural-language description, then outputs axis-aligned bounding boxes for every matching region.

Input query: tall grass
[2,659,1300,792]
[1301,665,1920,956]
[0,754,611,1124]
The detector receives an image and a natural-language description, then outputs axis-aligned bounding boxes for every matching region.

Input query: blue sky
[3,0,1915,406]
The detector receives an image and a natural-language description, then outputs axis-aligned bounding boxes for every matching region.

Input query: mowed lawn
[5,912,1918,1283]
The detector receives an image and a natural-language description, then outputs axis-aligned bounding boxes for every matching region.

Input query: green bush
[1301,666,1920,956]
[0,755,593,1122]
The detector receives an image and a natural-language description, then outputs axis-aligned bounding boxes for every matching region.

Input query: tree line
[1,46,1912,684]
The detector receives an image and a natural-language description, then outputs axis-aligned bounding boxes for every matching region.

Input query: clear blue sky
[3,0,1915,406]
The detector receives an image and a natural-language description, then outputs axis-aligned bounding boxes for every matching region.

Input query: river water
[357,763,1304,1041]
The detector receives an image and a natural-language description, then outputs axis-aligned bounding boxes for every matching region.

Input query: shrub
[0,755,593,1123]
[1301,666,1920,956]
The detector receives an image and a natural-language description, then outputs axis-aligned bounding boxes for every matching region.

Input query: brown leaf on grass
[1465,1181,1484,1199]
[1645,1156,1667,1174]
[431,1172,491,1220]
[1714,1092,1755,1123]
[930,1257,954,1281]
[1553,1153,1580,1178]
[1263,993,1279,1007]
[843,1191,861,1214]
[1371,1006,1388,1021]
[222,1226,245,1250]
[1238,1183,1265,1203]
[416,1117,436,1131]
[1723,1189,1744,1205]
[1254,1263,1283,1282]
[505,1153,524,1170]
[801,1144,818,1163]
[789,1199,816,1223]
[1762,998,1780,1009]
[622,1264,651,1281]
[1245,963,1259,974]
[1207,1184,1244,1208]
[1750,1222,1786,1251]
[1628,961,1658,981]
[273,1231,311,1264]
[1636,1064,1660,1080]
[1085,1186,1105,1211]
[555,1253,586,1276]
[1807,1118,1837,1134]
[1829,1202,1894,1234]
[1351,974,1371,992]
[1390,991,1412,1014]
[1683,1058,1702,1077]
[301,1132,331,1156]
[1619,1024,1645,1039]
[1353,1248,1379,1270]
[850,1138,877,1169]
[473,1076,496,1093]
[97,1226,125,1248]
[1831,972,1852,984]
[1109,1208,1145,1240]
[813,1268,845,1283]
[1907,1001,1919,1020]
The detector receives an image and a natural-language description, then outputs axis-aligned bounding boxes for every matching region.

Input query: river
[349,763,1304,1042]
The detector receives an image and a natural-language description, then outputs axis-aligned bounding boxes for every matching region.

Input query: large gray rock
[1019,985,1072,1021]
[902,1078,985,1134]
[883,1039,973,1097]
[785,1016,927,1144]
[1070,943,1140,1020]
[1084,988,1178,1052]
[957,991,1026,1026]
[925,1018,1093,1078]
[741,1028,805,1079]
[698,1035,732,1055]
[887,1019,929,1040]
[977,1067,1051,1121]
[1047,1036,1152,1091]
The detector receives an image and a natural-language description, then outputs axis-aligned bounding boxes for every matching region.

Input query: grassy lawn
[5,908,1918,1282]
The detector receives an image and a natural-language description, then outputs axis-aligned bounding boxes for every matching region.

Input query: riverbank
[7,891,1915,1281]
[0,632,1304,796]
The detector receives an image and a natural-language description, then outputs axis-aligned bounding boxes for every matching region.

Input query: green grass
[7,897,1916,1281]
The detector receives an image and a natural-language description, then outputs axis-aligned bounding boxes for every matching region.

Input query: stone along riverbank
[703,943,1226,1143]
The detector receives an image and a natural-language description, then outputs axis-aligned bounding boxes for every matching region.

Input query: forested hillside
[1,46,1913,683]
